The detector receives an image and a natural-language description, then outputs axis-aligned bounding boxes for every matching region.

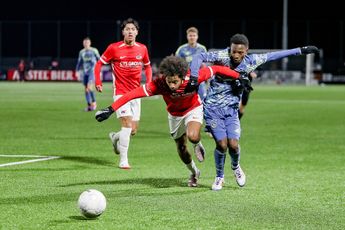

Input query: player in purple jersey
[76,37,100,112]
[190,34,319,190]
[175,27,208,100]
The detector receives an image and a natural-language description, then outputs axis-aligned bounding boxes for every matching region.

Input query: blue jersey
[190,48,302,109]
[190,47,301,76]
[190,48,238,109]
[76,47,100,75]
[175,43,207,65]
[205,75,241,109]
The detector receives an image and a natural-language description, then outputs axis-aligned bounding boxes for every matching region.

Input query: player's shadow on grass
[51,136,108,140]
[0,179,210,206]
[0,155,114,172]
[61,177,209,189]
[61,156,114,166]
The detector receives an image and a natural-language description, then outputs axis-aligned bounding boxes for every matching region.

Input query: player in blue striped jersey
[190,34,319,190]
[76,37,100,111]
[175,27,208,100]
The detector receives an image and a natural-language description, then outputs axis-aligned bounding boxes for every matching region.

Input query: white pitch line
[0,154,54,158]
[0,156,61,168]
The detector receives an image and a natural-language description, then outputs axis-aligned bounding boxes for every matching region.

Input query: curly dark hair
[230,33,249,47]
[121,18,139,30]
[159,56,188,79]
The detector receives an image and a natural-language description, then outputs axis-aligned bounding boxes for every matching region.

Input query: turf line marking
[0,154,55,158]
[0,156,61,168]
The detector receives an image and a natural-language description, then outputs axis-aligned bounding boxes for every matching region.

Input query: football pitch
[0,82,344,229]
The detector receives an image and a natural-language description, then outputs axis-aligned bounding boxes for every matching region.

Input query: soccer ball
[77,189,107,218]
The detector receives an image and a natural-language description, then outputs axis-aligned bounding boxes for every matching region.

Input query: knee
[228,139,239,152]
[187,132,199,144]
[216,140,228,153]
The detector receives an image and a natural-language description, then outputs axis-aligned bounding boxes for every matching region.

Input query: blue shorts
[82,73,95,86]
[204,106,241,141]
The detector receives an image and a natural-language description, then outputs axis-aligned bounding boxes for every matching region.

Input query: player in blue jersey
[76,37,100,111]
[190,34,319,190]
[175,27,208,100]
[191,34,256,119]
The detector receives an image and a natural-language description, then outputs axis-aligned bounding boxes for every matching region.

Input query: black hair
[230,34,249,47]
[121,18,140,30]
[159,56,188,79]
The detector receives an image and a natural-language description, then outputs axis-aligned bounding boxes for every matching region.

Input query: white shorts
[113,95,141,121]
[168,105,203,140]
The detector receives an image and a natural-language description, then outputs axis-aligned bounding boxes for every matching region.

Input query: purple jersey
[175,43,207,65]
[190,47,302,141]
[190,48,301,76]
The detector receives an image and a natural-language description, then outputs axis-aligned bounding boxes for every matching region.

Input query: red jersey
[100,41,151,94]
[144,72,203,116]
[111,66,239,116]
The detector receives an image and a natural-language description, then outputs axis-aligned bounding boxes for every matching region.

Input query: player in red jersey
[95,56,240,187]
[94,18,152,169]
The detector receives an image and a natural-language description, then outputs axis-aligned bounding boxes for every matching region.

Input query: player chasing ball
[95,44,319,190]
[95,55,244,187]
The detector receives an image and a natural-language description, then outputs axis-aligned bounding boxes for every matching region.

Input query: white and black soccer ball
[78,189,107,218]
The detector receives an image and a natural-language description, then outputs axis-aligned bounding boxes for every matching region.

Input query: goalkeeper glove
[95,106,114,122]
[240,75,254,93]
[300,46,319,54]
[184,75,199,93]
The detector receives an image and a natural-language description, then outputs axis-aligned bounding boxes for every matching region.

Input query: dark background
[1,0,344,74]
[2,1,343,21]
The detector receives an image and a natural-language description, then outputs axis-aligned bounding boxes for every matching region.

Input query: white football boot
[233,165,246,187]
[212,176,225,191]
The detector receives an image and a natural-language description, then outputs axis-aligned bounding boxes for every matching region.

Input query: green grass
[0,82,344,229]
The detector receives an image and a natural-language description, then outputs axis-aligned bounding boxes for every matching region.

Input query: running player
[94,18,152,169]
[76,37,100,111]
[190,35,319,190]
[95,56,242,187]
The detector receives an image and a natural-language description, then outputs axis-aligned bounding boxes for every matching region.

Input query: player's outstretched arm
[235,46,319,74]
[95,86,148,122]
[209,65,240,80]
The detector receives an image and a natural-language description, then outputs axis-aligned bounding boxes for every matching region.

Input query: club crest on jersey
[210,119,217,129]
[136,54,142,60]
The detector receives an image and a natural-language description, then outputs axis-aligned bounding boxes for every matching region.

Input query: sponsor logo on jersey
[136,54,142,60]
[170,91,193,98]
[120,56,126,59]
[119,61,143,68]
